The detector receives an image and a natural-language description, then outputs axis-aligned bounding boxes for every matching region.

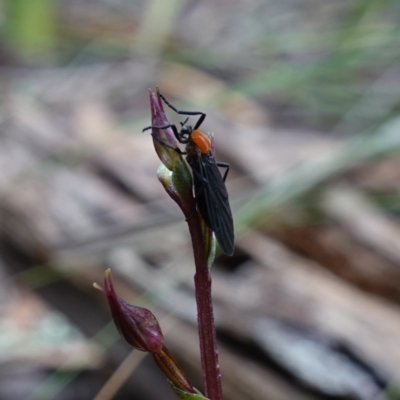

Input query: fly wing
[188,153,234,256]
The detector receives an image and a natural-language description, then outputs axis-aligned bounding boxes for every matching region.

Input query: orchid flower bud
[102,269,163,353]
[149,88,180,171]
[95,269,197,395]
[148,88,194,217]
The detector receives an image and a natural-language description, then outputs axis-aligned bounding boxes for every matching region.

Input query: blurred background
[1,0,400,399]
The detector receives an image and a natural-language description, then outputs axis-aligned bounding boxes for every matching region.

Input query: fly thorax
[186,140,200,156]
[191,130,212,154]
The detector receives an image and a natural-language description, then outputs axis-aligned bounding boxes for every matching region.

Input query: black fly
[143,94,234,256]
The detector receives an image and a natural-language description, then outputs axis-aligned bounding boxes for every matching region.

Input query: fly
[143,94,234,256]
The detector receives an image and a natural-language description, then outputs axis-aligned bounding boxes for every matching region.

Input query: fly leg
[143,123,184,144]
[142,124,172,132]
[150,134,187,155]
[217,162,230,182]
[159,94,206,130]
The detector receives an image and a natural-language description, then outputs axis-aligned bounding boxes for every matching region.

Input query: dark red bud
[103,269,163,353]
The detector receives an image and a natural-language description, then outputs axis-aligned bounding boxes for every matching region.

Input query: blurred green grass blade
[28,371,79,400]
[236,117,400,231]
[5,0,56,57]
[134,0,183,53]
[14,263,65,288]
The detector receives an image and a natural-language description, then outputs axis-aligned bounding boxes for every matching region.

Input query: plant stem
[187,215,223,400]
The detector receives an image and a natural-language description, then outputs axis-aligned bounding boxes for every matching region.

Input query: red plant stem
[187,214,223,400]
